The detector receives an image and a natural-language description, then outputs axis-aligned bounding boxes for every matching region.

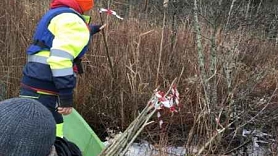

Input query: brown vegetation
[1,0,278,155]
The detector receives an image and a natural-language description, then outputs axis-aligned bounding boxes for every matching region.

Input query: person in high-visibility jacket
[19,0,105,137]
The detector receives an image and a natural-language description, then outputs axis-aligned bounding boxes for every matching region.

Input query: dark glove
[73,58,84,74]
[90,24,102,35]
[59,95,73,107]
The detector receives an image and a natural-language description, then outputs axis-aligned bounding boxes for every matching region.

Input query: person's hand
[90,24,106,35]
[58,107,73,115]
[100,24,106,30]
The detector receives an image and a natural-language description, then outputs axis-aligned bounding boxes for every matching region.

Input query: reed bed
[2,0,278,154]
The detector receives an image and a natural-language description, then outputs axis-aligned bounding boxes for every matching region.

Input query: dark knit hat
[0,98,56,156]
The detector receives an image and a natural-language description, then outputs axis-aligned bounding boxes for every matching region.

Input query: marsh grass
[2,0,278,154]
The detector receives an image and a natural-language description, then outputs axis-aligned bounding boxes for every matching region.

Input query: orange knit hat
[75,0,94,12]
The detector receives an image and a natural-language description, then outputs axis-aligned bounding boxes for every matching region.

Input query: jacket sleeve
[47,13,90,106]
[89,24,101,35]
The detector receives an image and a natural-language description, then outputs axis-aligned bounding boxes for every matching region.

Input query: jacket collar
[50,0,83,14]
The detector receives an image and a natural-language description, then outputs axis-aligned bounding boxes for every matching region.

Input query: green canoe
[63,109,105,156]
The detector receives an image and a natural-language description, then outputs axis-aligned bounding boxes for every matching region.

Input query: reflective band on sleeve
[52,68,73,77]
[56,123,63,137]
[50,49,74,61]
[19,95,39,99]
[28,55,48,64]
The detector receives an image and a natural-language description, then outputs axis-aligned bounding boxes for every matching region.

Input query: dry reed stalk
[155,8,166,87]
[99,79,179,156]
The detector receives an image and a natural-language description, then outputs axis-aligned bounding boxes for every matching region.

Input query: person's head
[0,98,56,156]
[50,0,94,14]
[74,0,94,14]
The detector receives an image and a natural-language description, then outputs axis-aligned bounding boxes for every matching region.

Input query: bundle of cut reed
[99,79,180,156]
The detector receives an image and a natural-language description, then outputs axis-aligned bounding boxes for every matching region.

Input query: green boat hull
[63,109,105,156]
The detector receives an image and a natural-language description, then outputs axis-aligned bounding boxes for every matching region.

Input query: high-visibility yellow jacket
[21,7,99,107]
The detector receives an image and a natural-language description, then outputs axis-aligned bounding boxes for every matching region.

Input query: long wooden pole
[99,13,115,79]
